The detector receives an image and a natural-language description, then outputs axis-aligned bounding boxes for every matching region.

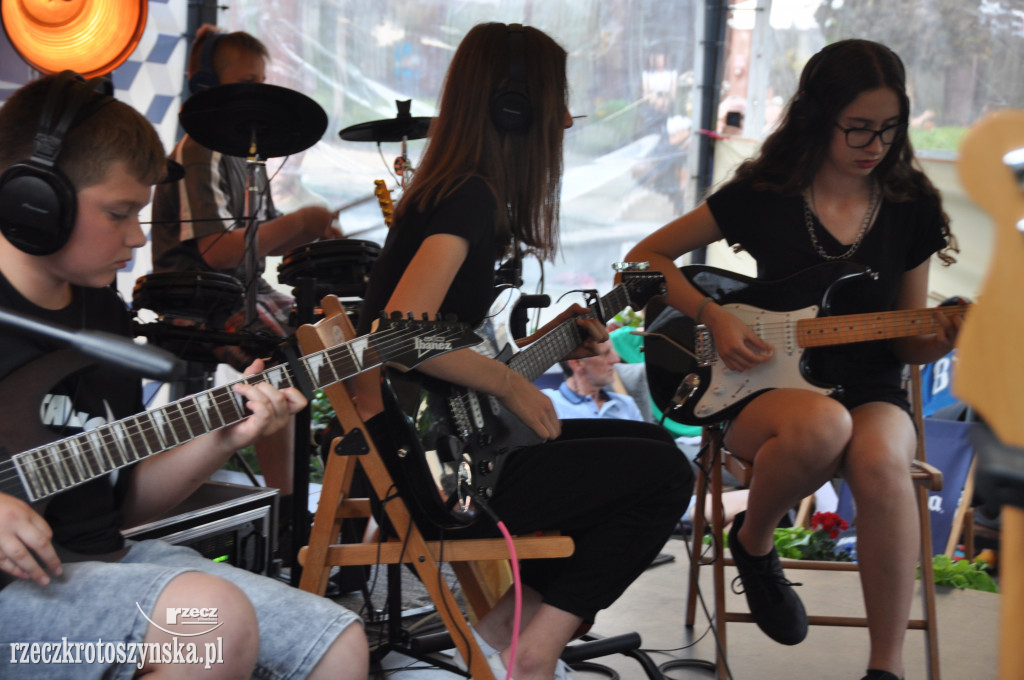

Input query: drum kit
[133,84,431,365]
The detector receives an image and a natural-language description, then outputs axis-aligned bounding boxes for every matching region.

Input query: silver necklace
[803,185,879,261]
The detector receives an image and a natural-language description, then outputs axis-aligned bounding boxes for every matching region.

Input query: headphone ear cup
[188,33,221,95]
[188,68,219,95]
[0,160,77,256]
[490,87,532,133]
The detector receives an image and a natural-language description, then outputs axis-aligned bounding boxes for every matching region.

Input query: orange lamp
[2,0,148,78]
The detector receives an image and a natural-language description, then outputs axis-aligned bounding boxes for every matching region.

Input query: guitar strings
[0,324,429,492]
[0,324,470,496]
[696,305,965,349]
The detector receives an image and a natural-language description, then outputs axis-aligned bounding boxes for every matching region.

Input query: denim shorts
[0,539,361,680]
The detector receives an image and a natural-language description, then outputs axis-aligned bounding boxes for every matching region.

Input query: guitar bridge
[695,324,715,367]
[448,391,472,438]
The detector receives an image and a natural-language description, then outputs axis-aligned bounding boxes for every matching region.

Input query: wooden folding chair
[295,296,574,679]
[685,365,943,680]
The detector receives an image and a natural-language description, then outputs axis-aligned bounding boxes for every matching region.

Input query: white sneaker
[451,626,498,670]
[479,652,572,680]
[451,627,572,679]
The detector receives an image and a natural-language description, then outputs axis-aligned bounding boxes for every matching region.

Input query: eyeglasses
[834,122,906,148]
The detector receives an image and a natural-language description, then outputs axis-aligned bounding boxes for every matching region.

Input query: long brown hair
[396,22,568,261]
[731,39,956,265]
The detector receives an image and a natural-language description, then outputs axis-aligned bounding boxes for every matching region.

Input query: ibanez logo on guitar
[381,263,665,527]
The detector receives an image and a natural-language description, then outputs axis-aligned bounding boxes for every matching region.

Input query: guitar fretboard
[796,304,968,348]
[507,282,638,382]
[9,323,470,503]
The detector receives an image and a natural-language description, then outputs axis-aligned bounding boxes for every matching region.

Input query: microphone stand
[0,306,186,382]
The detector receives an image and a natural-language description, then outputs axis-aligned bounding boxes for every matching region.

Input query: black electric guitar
[380,264,666,527]
[644,261,969,426]
[0,316,479,578]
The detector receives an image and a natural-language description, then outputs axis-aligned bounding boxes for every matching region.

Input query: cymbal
[339,113,432,143]
[179,83,328,158]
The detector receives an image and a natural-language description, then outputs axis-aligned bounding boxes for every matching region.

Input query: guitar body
[645,260,871,425]
[0,349,97,504]
[381,269,666,526]
[381,290,540,527]
[0,351,131,587]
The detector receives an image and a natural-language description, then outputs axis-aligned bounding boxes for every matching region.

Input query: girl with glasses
[627,39,959,680]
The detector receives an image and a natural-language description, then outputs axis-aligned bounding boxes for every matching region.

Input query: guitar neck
[796,304,968,348]
[507,285,632,382]
[11,329,395,503]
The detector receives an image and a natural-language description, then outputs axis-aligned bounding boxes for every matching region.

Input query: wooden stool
[685,366,943,680]
[295,296,574,679]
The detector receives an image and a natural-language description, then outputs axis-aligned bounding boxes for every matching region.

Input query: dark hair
[188,24,270,79]
[0,75,167,191]
[731,39,956,265]
[396,22,568,261]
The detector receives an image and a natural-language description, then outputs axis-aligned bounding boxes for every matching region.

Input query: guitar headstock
[375,313,482,372]
[958,109,1024,237]
[374,179,395,228]
[615,262,666,311]
[954,109,1024,448]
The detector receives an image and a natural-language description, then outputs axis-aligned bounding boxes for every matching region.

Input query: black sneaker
[728,511,808,645]
[860,671,902,680]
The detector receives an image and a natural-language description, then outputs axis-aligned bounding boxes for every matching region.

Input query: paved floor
[365,536,1000,680]
[206,471,1000,679]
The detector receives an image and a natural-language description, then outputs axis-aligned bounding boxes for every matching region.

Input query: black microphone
[0,307,186,381]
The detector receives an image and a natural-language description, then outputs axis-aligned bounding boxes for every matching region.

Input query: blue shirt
[542,382,645,421]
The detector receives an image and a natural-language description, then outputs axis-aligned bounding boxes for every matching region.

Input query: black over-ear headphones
[188,32,222,95]
[490,23,532,133]
[0,70,114,256]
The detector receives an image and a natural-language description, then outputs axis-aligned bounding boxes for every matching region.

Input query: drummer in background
[150,24,340,548]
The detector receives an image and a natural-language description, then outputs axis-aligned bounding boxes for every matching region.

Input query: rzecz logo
[135,605,223,636]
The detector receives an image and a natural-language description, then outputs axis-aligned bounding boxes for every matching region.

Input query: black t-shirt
[705,179,947,408]
[357,176,500,334]
[0,275,140,555]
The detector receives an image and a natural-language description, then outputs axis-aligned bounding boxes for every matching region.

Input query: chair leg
[685,448,710,627]
[708,428,729,680]
[917,482,942,680]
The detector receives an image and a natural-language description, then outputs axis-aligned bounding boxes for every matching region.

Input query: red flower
[811,512,849,539]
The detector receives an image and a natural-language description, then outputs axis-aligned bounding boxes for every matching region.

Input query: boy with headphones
[0,72,367,679]
[151,25,340,534]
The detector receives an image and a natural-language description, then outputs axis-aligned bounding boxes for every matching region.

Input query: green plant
[711,512,853,562]
[909,125,968,153]
[611,307,644,329]
[924,554,999,593]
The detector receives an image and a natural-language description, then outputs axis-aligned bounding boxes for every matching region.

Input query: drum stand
[242,133,266,330]
[286,274,320,585]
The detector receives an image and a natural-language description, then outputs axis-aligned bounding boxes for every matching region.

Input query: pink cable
[495,520,521,680]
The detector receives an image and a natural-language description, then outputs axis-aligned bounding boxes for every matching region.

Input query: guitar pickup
[695,324,714,367]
